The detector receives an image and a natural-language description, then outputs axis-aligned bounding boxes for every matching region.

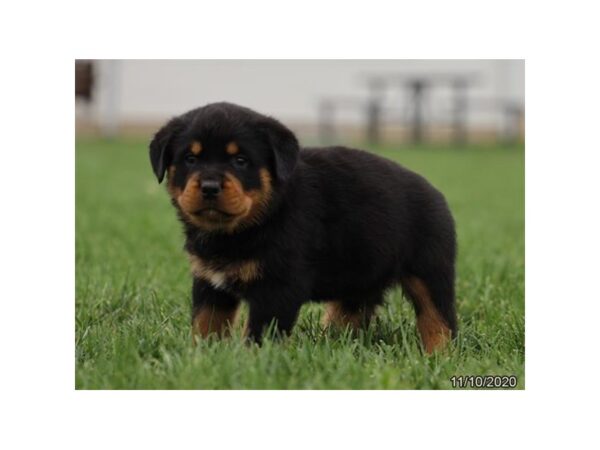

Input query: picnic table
[363,73,478,144]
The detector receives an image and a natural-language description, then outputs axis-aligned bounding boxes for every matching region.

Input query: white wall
[91,59,524,134]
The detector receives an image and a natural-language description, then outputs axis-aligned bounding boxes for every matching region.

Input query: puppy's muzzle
[200,179,222,199]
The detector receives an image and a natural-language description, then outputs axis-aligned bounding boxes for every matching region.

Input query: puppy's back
[296,146,455,273]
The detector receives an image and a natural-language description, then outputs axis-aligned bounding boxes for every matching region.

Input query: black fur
[149,102,457,345]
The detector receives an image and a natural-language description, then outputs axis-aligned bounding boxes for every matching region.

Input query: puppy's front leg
[245,294,303,343]
[191,278,240,343]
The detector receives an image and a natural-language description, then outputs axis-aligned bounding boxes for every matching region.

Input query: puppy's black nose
[201,180,222,198]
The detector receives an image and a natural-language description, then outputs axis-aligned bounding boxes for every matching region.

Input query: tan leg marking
[404,277,451,353]
[322,301,375,330]
[192,304,239,344]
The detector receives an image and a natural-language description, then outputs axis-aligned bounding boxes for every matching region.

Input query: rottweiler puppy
[149,102,457,353]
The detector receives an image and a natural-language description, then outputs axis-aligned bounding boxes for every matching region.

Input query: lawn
[75,138,524,389]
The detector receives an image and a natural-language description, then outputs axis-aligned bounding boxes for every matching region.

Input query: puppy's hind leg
[401,274,456,353]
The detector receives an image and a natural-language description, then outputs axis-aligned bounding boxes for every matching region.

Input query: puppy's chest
[187,253,262,291]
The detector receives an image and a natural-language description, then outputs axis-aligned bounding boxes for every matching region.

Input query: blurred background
[75,59,524,146]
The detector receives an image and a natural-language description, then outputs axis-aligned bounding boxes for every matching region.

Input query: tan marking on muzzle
[221,172,253,217]
[167,165,182,198]
[238,168,273,228]
[177,169,274,233]
[177,173,203,214]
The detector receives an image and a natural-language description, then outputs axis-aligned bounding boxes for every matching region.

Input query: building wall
[82,59,524,141]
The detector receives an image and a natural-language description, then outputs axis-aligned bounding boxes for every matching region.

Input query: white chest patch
[188,254,230,290]
[187,253,262,291]
[205,269,227,289]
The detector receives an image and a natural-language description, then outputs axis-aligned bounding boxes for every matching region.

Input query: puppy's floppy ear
[149,117,184,183]
[259,117,300,182]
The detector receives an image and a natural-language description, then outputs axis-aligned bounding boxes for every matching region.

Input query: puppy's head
[149,102,299,233]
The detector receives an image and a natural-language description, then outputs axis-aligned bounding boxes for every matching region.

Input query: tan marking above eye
[226,142,239,155]
[191,141,202,155]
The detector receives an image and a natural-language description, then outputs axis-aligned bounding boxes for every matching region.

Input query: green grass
[76,138,524,389]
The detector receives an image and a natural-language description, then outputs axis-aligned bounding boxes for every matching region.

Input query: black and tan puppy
[150,102,457,353]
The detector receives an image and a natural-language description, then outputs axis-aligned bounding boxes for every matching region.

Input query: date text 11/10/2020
[450,375,518,389]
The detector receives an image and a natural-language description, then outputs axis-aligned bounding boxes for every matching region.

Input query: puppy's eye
[232,155,249,168]
[184,154,197,165]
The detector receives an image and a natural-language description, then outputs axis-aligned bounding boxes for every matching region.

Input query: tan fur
[322,301,375,330]
[404,277,451,353]
[237,260,262,283]
[177,173,203,214]
[167,165,182,198]
[192,305,238,343]
[191,141,202,155]
[226,141,239,155]
[240,168,273,228]
[221,172,254,217]
[172,167,273,233]
[188,254,262,287]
